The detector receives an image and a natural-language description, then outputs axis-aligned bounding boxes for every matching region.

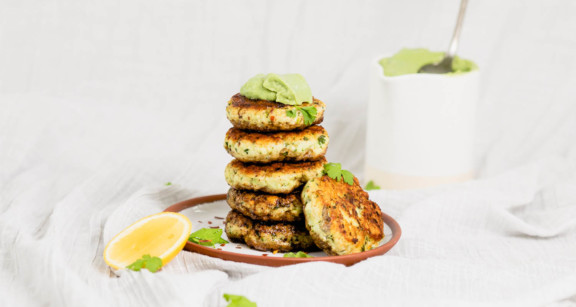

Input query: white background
[1,0,576,306]
[2,0,575,180]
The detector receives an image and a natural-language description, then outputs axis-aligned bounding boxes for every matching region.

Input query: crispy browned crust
[227,188,303,222]
[224,210,317,252]
[224,210,253,243]
[226,93,326,132]
[303,176,384,255]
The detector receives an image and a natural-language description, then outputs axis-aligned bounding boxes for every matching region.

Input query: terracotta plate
[164,194,401,267]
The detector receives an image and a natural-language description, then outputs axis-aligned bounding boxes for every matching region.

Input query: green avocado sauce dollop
[240,73,312,105]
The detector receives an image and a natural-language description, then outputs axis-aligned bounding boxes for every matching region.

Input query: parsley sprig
[283,251,312,258]
[365,180,381,191]
[188,228,229,247]
[323,163,354,185]
[126,254,163,273]
[286,106,317,125]
[223,294,257,307]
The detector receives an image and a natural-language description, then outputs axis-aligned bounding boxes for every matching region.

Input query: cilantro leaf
[298,106,317,125]
[126,259,144,271]
[142,255,163,272]
[283,251,312,258]
[318,135,326,145]
[188,228,229,247]
[341,170,355,185]
[223,294,257,307]
[323,163,355,185]
[126,254,163,273]
[323,163,342,181]
[285,106,317,125]
[365,180,381,191]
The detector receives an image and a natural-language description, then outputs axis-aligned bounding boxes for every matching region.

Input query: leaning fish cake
[302,174,384,255]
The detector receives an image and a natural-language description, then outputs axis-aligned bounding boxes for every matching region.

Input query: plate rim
[164,194,402,267]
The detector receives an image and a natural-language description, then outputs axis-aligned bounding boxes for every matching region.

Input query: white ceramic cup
[364,56,479,190]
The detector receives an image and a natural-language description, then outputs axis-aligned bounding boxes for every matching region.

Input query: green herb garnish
[165,182,172,186]
[223,294,257,307]
[188,228,229,247]
[126,254,163,273]
[298,106,317,125]
[365,180,381,191]
[323,163,354,185]
[283,251,312,258]
[318,135,326,145]
[285,106,317,125]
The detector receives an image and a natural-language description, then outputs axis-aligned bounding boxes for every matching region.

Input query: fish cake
[302,175,384,255]
[225,210,317,252]
[226,93,326,132]
[224,125,329,163]
[226,188,303,222]
[224,157,325,194]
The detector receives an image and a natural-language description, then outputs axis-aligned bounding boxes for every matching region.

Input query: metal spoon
[418,0,469,74]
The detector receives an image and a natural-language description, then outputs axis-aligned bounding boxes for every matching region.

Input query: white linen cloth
[2,0,576,306]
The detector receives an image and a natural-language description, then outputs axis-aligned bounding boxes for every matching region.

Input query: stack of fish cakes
[223,93,329,252]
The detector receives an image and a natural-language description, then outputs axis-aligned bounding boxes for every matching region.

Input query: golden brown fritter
[227,188,304,222]
[302,175,384,255]
[224,210,317,252]
[224,125,329,163]
[224,157,326,194]
[226,93,326,132]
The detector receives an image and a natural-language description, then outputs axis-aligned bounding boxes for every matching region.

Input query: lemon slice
[103,212,192,270]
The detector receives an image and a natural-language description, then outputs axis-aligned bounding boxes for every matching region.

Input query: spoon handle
[446,0,469,59]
